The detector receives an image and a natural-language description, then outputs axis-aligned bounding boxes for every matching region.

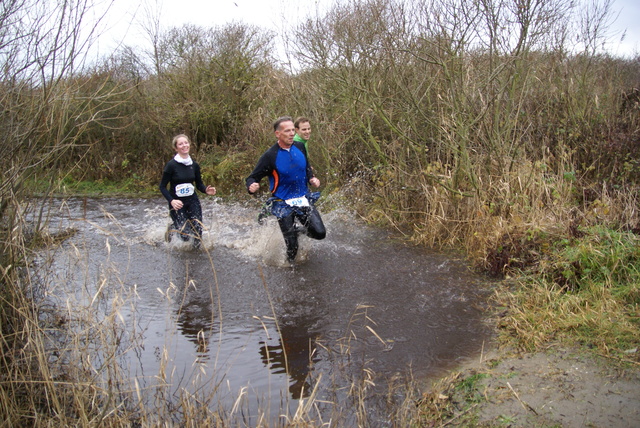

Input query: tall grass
[287,0,640,255]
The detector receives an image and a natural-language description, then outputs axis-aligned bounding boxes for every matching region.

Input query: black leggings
[278,206,326,261]
[169,197,203,246]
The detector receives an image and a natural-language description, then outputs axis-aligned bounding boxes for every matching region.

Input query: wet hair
[172,134,191,148]
[294,116,310,129]
[273,116,293,132]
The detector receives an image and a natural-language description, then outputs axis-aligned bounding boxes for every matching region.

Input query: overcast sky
[601,0,640,56]
[92,0,639,60]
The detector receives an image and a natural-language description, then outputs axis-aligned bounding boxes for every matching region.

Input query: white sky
[607,0,640,56]
[91,0,321,59]
[92,0,639,60]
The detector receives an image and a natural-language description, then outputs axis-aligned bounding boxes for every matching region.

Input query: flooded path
[36,197,494,424]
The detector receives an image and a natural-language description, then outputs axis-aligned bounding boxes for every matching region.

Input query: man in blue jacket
[246,116,326,263]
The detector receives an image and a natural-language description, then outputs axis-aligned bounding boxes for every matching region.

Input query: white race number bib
[285,196,309,207]
[175,183,195,197]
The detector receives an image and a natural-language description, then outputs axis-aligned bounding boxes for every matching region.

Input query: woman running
[159,134,216,248]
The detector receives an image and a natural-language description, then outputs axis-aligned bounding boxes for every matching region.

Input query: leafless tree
[0,0,120,249]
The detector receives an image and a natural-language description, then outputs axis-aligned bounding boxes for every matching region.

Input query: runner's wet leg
[278,213,299,262]
[301,207,326,240]
[170,206,191,241]
[186,199,204,249]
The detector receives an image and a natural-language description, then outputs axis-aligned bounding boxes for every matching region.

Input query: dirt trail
[445,347,640,427]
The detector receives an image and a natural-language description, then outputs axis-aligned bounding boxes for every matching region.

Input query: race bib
[285,196,309,207]
[175,183,195,197]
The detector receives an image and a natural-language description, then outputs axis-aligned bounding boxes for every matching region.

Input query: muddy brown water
[35,197,494,425]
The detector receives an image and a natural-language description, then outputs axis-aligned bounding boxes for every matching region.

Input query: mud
[441,346,640,427]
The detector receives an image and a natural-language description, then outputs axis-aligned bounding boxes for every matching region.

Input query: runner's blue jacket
[245,141,315,201]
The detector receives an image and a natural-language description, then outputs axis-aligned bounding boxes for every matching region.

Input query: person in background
[159,134,216,249]
[294,117,312,154]
[246,116,326,264]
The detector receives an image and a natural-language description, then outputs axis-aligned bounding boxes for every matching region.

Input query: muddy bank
[427,345,640,427]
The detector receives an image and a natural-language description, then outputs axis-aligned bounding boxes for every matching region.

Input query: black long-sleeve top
[159,159,207,203]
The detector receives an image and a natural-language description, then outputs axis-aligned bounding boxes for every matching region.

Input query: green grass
[543,226,640,293]
[455,373,489,404]
[499,225,640,358]
[27,175,157,198]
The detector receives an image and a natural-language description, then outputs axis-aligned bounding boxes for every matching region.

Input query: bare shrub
[0,0,132,423]
[288,0,639,260]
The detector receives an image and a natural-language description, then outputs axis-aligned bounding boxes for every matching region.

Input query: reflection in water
[178,306,213,357]
[171,257,216,359]
[258,298,321,399]
[170,250,323,398]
